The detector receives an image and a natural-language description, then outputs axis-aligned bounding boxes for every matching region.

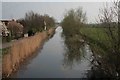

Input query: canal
[11,26,93,78]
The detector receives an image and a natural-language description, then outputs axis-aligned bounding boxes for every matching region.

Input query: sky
[1,0,116,2]
[2,2,113,23]
[0,1,1,19]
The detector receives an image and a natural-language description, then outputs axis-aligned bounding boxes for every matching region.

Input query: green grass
[80,27,109,41]
[80,27,119,54]
[1,47,10,55]
[80,27,118,48]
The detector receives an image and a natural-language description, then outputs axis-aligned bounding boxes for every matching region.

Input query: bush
[61,7,87,37]
[28,29,35,36]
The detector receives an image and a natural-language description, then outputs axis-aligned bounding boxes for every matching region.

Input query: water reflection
[10,26,93,78]
[62,22,120,79]
[63,41,87,68]
[62,27,93,78]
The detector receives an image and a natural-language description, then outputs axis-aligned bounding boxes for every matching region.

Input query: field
[80,27,118,47]
[80,26,119,56]
[80,27,110,41]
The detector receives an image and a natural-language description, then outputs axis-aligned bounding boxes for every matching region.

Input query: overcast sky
[2,2,112,23]
[0,2,2,19]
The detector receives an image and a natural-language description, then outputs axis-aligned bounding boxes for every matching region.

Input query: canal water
[11,26,93,78]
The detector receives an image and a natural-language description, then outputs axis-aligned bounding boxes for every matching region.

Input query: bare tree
[92,1,120,78]
[98,1,120,53]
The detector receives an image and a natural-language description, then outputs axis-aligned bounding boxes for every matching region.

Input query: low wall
[2,28,55,78]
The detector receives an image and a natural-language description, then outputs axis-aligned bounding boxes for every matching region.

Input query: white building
[0,21,9,37]
[44,21,47,30]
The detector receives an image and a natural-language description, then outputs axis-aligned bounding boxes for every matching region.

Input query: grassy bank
[80,27,109,42]
[80,27,118,49]
[2,28,55,78]
[80,26,120,78]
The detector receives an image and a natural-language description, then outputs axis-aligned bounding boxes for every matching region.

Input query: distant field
[80,27,117,45]
[80,27,107,40]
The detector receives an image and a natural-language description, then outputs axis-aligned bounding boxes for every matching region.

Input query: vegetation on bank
[2,11,55,43]
[61,2,120,79]
[1,47,10,55]
[2,11,56,56]
[18,11,55,34]
[61,7,87,67]
[2,28,55,77]
[61,7,87,37]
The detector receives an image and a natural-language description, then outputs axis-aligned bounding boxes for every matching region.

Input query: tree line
[18,11,55,35]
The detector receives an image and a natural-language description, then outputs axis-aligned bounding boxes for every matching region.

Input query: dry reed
[2,28,55,77]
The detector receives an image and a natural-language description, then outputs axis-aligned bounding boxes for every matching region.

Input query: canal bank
[9,26,93,78]
[2,28,55,78]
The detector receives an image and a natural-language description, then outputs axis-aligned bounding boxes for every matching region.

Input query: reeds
[2,30,51,77]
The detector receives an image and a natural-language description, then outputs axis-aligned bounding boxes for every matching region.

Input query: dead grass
[2,30,52,77]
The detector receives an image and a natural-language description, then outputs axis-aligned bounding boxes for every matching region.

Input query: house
[1,19,12,26]
[0,19,24,39]
[0,21,9,37]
